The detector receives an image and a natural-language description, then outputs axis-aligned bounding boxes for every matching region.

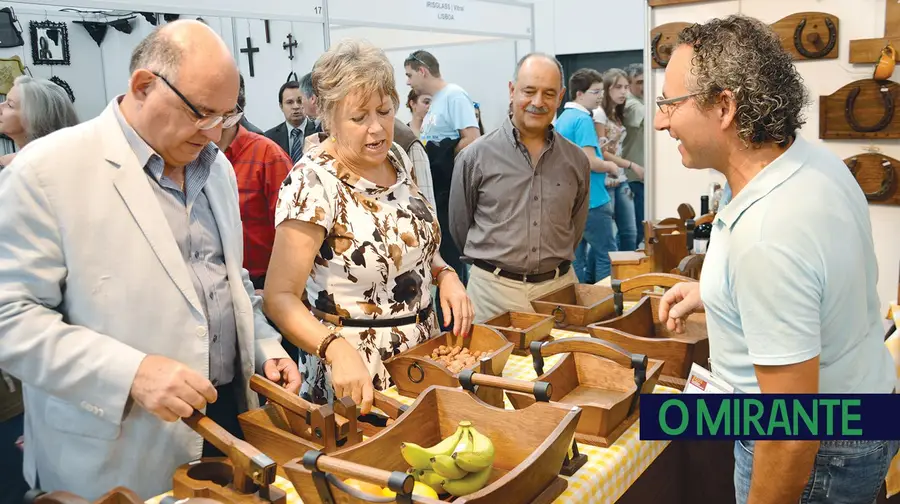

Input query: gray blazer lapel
[101,108,204,316]
[205,164,241,286]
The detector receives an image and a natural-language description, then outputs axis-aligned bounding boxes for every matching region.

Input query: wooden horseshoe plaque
[819,79,900,139]
[845,153,900,205]
[650,22,692,69]
[770,12,839,60]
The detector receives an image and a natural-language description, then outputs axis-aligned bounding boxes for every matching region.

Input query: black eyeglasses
[153,72,244,130]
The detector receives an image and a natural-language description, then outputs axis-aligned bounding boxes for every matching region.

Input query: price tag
[683,362,734,394]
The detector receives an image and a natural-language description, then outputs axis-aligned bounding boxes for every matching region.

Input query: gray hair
[677,15,808,147]
[624,63,643,81]
[513,52,564,89]
[13,75,79,143]
[129,26,182,77]
[298,72,315,99]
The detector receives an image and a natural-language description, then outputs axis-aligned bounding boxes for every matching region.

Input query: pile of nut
[428,345,485,374]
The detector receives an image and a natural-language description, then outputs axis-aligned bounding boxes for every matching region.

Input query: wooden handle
[677,202,696,220]
[300,451,443,502]
[250,374,315,417]
[616,272,695,294]
[372,390,408,420]
[183,409,239,456]
[458,370,552,402]
[536,336,637,368]
[694,213,715,225]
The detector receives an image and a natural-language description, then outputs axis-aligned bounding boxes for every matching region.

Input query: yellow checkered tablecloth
[150,328,676,504]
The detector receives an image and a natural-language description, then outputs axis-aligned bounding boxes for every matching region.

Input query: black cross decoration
[283,33,298,60]
[240,36,259,77]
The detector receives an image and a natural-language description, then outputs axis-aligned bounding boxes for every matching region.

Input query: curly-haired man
[654,15,898,504]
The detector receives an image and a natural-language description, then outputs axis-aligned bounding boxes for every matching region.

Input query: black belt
[310,304,433,328]
[472,259,571,284]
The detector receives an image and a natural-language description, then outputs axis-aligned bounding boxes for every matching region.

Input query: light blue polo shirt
[699,135,895,394]
[554,103,610,209]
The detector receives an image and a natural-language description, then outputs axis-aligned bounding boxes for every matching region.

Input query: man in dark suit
[297,72,323,137]
[264,80,308,163]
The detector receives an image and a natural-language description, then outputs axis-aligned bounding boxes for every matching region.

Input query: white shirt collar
[563,102,592,115]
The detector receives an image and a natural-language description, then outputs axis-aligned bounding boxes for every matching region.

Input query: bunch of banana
[399,420,495,497]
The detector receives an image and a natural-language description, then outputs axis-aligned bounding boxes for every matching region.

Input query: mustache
[525,105,549,114]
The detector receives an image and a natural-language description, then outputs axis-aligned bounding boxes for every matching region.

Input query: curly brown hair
[676,15,808,147]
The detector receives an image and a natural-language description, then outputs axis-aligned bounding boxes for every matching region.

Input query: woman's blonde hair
[311,39,399,131]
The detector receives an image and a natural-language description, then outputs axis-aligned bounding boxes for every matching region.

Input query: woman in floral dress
[263,39,473,414]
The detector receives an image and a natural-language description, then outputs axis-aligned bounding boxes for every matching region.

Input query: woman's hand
[325,338,374,414]
[438,272,474,338]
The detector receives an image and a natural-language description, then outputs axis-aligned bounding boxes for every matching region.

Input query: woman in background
[0,74,78,504]
[265,39,472,414]
[406,88,431,137]
[594,68,643,252]
[0,75,78,168]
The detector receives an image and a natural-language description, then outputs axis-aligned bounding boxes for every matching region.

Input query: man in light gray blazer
[0,21,300,500]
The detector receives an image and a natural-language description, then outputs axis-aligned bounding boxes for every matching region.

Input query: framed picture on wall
[29,20,70,66]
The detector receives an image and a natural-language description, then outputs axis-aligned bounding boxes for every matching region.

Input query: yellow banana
[418,470,446,495]
[430,454,468,479]
[401,424,466,470]
[452,426,494,472]
[440,466,492,497]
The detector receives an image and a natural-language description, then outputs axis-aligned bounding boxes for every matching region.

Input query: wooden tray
[819,79,900,139]
[174,410,287,503]
[610,272,695,317]
[588,295,708,382]
[770,12,839,60]
[281,377,582,504]
[25,487,143,504]
[383,326,514,408]
[507,337,662,447]
[239,378,409,474]
[530,283,616,329]
[481,311,555,356]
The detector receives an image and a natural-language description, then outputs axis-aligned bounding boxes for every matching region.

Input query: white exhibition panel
[19,0,325,22]
[234,18,326,132]
[388,39,517,135]
[646,0,900,312]
[327,0,532,39]
[330,25,501,51]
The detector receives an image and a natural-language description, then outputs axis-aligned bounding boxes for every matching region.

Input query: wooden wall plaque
[844,153,900,205]
[849,0,899,64]
[650,22,692,69]
[819,79,900,139]
[770,12,839,61]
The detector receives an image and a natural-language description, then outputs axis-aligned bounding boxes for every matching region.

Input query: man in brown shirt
[449,52,590,322]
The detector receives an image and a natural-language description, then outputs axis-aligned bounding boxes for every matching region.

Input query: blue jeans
[608,183,637,252]
[574,202,616,283]
[734,439,900,504]
[630,181,645,247]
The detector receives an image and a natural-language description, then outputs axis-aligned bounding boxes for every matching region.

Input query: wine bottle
[694,195,712,253]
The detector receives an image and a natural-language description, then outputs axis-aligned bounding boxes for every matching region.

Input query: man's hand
[658,281,703,333]
[262,358,302,394]
[130,355,217,422]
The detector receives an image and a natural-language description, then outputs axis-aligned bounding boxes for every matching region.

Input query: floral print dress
[275,144,441,405]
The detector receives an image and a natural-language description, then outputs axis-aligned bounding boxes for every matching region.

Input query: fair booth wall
[644,0,900,314]
[0,0,533,138]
